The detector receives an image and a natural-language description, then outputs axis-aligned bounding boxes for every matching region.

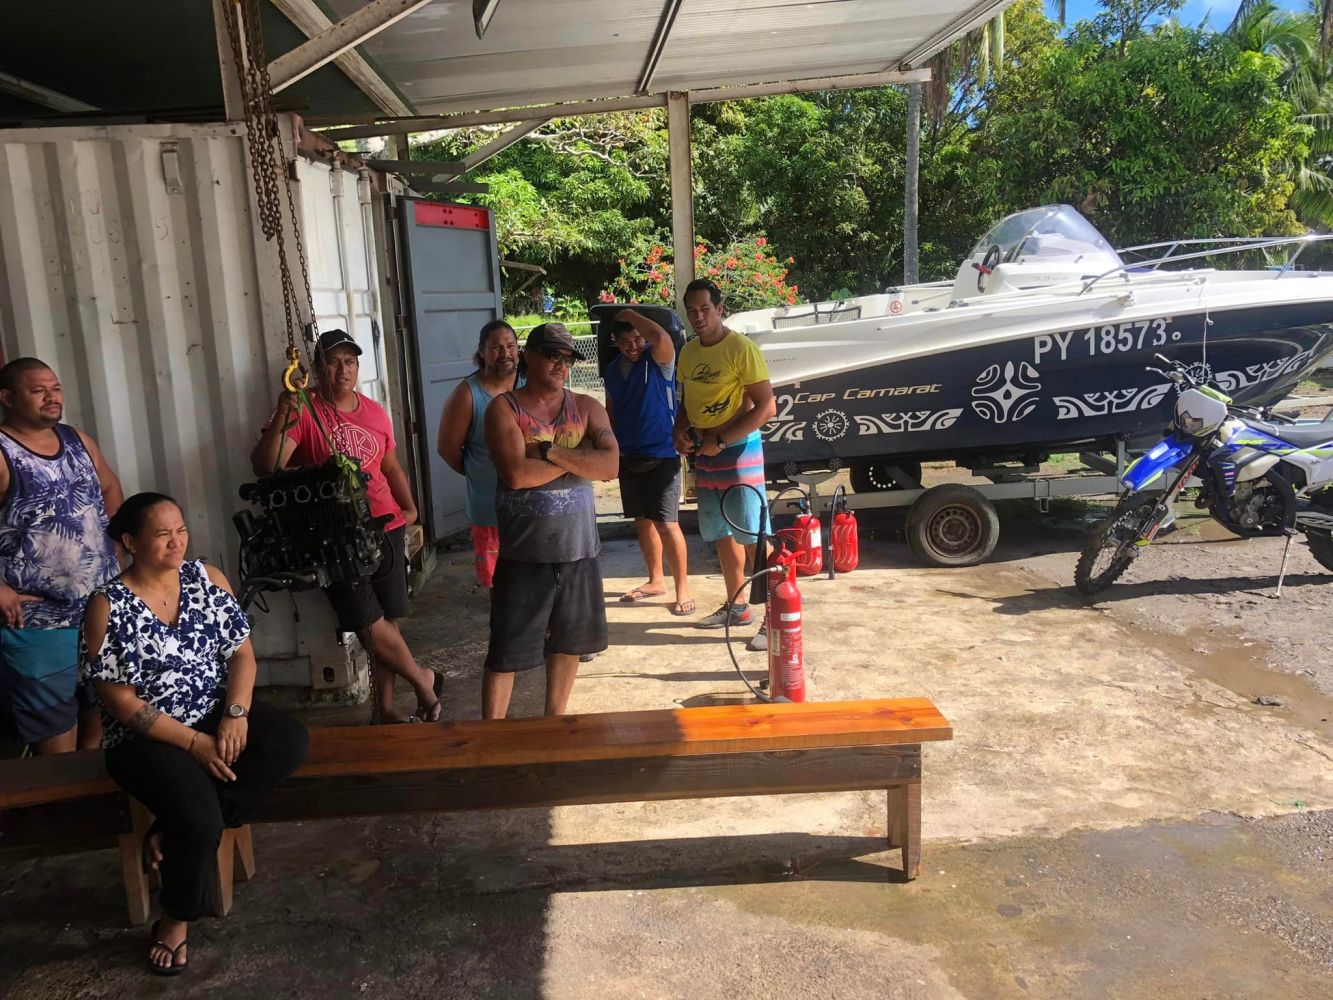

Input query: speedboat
[730,205,1333,486]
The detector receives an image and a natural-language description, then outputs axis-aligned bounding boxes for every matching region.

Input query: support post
[903,81,922,286]
[211,0,248,122]
[667,91,695,316]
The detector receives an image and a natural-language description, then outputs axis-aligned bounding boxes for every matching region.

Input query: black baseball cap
[525,322,586,360]
[315,328,362,356]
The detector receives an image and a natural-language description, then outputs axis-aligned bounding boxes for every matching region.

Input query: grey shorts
[485,557,608,672]
[618,457,680,523]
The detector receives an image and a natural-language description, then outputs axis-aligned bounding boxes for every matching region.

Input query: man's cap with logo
[315,328,362,356]
[525,322,586,360]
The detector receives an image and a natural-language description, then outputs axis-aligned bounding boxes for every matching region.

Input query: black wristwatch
[715,435,728,451]
[538,441,554,462]
[227,703,249,719]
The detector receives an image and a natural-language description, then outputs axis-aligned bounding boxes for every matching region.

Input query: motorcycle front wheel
[1074,492,1165,595]
[1306,489,1333,573]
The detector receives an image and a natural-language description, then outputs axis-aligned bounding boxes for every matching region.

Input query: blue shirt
[603,352,677,459]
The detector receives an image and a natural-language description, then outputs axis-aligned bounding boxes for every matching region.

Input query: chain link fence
[514,321,604,392]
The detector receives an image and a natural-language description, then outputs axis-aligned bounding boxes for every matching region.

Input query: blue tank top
[602,353,677,459]
[463,373,501,527]
[0,424,119,629]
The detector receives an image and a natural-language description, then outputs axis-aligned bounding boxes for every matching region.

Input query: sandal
[619,587,665,603]
[147,920,188,977]
[416,699,443,723]
[668,599,697,616]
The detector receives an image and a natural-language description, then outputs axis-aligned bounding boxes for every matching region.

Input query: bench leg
[887,782,921,880]
[117,799,154,926]
[213,829,236,918]
[232,824,256,882]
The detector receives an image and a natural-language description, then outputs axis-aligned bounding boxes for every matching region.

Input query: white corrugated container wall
[0,119,386,689]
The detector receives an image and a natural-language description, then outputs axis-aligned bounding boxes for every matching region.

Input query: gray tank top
[495,390,599,563]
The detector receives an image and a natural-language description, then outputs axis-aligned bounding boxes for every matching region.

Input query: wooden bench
[1,698,952,924]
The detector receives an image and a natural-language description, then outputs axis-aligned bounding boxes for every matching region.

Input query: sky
[1058,0,1303,31]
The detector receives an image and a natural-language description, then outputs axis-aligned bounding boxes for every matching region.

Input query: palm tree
[1229,1,1333,228]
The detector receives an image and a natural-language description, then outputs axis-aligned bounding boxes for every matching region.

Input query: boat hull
[759,302,1333,471]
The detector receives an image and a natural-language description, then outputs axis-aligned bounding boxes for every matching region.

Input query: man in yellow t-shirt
[672,279,776,640]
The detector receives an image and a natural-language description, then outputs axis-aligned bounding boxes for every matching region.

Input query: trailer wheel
[850,460,922,493]
[905,484,1000,567]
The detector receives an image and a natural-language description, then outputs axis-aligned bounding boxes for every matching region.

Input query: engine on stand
[233,457,390,611]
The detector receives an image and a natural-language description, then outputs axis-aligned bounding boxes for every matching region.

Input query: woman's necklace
[127,574,179,612]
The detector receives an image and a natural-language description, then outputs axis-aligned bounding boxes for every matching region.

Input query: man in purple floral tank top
[0,358,123,753]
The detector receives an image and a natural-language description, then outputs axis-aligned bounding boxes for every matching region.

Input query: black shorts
[618,456,680,523]
[324,525,410,632]
[485,557,608,672]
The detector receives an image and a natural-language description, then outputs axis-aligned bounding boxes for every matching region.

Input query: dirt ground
[3,491,1332,998]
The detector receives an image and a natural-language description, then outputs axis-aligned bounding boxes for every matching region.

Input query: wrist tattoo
[127,703,162,735]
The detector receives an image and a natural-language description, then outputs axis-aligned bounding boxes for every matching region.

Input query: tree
[977,16,1307,246]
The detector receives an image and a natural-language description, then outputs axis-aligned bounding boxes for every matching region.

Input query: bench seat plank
[297,698,952,777]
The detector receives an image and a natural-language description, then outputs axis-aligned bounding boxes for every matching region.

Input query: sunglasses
[537,346,576,367]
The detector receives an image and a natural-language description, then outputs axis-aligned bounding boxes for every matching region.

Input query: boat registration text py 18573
[1033,318,1181,365]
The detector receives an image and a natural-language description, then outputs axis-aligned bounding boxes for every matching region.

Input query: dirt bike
[1075,355,1333,595]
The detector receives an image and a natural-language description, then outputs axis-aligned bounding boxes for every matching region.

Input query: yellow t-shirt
[677,330,770,429]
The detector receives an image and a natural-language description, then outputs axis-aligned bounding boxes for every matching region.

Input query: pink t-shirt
[268,393,404,531]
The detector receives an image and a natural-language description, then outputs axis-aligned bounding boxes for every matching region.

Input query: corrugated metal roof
[2,1,1006,125]
[318,0,1010,119]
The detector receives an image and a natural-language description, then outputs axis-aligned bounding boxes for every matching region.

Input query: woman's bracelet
[186,731,200,753]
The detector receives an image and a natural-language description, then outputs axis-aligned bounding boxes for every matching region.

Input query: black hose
[722,565,789,704]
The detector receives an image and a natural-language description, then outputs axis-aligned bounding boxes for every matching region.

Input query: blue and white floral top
[82,560,251,749]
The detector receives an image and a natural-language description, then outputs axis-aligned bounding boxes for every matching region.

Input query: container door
[399,199,502,540]
[298,160,387,401]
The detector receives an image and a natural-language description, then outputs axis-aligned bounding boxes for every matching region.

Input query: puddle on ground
[1117,620,1333,742]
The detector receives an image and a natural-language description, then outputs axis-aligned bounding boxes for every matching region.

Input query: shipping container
[0,119,389,690]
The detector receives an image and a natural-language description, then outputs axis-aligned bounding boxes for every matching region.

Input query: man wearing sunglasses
[481,323,618,719]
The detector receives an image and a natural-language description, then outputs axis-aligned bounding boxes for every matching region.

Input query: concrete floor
[3,504,1332,998]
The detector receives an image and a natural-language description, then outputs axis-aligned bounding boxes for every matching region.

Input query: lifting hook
[282,346,309,393]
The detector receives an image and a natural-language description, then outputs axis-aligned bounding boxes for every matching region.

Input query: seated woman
[82,492,309,976]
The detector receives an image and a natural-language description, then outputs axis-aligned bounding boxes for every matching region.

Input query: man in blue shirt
[604,309,693,616]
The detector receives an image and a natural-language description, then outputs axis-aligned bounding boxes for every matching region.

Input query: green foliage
[978,16,1306,245]
[600,234,804,311]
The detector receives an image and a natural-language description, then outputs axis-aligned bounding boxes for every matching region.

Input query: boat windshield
[970,205,1122,266]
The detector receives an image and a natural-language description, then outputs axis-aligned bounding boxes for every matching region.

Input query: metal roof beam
[365,158,468,175]
[0,70,97,113]
[317,67,931,142]
[269,0,413,116]
[268,0,434,94]
[637,0,684,94]
[458,119,548,173]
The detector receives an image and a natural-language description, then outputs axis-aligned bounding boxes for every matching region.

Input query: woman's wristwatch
[227,703,249,719]
[538,441,554,462]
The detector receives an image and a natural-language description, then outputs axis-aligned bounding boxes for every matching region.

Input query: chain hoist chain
[219,0,317,355]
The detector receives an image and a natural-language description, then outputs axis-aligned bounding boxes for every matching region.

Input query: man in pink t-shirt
[251,329,441,724]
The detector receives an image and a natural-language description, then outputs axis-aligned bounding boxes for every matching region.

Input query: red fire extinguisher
[830,484,859,573]
[775,487,823,577]
[767,547,806,703]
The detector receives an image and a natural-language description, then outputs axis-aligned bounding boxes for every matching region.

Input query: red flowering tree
[599,234,802,312]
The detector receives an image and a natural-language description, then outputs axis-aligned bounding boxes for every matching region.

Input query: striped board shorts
[694,431,767,543]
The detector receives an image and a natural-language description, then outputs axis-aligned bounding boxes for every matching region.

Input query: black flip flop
[147,920,188,977]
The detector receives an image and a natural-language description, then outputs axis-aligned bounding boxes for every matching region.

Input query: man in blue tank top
[437,320,520,587]
[0,358,123,753]
[603,309,693,616]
